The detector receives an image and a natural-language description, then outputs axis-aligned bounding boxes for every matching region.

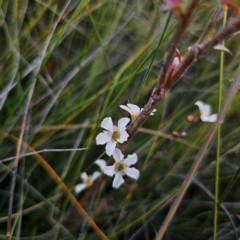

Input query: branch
[167,13,240,89]
[121,12,240,152]
[158,0,200,89]
[120,0,200,151]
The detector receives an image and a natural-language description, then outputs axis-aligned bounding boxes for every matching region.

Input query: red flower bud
[186,115,195,122]
[172,131,180,138]
[221,0,238,15]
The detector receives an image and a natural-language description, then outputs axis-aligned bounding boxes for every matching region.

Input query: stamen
[114,162,125,172]
[84,178,93,187]
[112,131,121,142]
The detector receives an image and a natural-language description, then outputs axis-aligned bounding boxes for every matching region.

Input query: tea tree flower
[74,172,101,193]
[74,160,107,193]
[120,103,156,121]
[195,101,217,122]
[96,117,130,156]
[103,148,139,189]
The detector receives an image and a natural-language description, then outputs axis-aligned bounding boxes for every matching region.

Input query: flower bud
[172,131,180,138]
[186,115,195,122]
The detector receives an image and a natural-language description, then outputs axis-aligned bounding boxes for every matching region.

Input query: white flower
[195,101,218,122]
[120,103,156,121]
[103,148,139,189]
[96,117,130,156]
[74,172,101,193]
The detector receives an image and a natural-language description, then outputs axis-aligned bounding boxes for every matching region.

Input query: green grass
[1,1,240,239]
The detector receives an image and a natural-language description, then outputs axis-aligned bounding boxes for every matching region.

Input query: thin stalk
[6,82,35,240]
[213,9,227,240]
[194,166,240,240]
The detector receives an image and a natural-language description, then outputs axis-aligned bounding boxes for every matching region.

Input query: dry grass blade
[1,132,109,240]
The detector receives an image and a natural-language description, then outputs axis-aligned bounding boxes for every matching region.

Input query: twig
[167,13,240,88]
[120,0,200,151]
[198,7,223,44]
[121,12,240,152]
[81,6,240,215]
[158,0,200,89]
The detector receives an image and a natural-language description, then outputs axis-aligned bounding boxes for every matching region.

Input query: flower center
[112,131,121,142]
[131,115,137,121]
[114,161,125,172]
[83,177,93,187]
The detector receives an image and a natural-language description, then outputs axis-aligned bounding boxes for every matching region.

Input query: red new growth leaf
[175,48,182,63]
[221,0,239,15]
[165,48,182,82]
[165,0,181,8]
[160,0,183,19]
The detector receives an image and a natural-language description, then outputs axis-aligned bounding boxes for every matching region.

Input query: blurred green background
[1,0,240,239]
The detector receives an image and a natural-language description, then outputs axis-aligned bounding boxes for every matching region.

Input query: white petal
[195,101,204,111]
[96,132,111,145]
[91,171,101,181]
[201,114,218,122]
[118,130,129,143]
[208,114,218,122]
[120,105,132,114]
[200,115,211,122]
[127,104,141,115]
[124,153,138,166]
[112,172,124,188]
[74,184,87,193]
[101,117,113,131]
[141,108,156,116]
[95,159,107,171]
[202,103,212,116]
[104,166,115,176]
[150,109,156,115]
[172,56,180,67]
[117,117,130,131]
[125,167,139,179]
[80,172,89,181]
[106,141,116,156]
[113,148,124,162]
